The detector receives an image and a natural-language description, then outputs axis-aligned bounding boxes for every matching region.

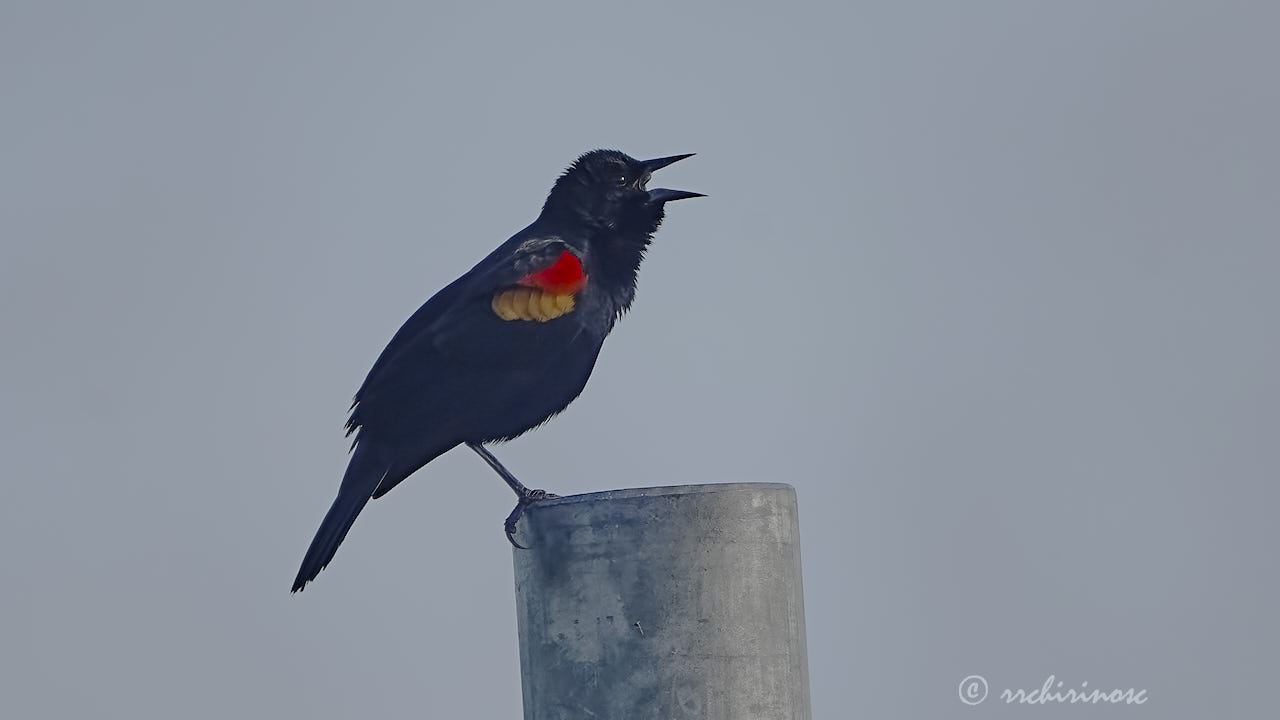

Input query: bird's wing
[346,235,584,433]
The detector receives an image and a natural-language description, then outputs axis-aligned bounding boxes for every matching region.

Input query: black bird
[292,150,701,591]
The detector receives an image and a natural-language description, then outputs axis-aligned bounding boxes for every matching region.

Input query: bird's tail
[292,442,390,592]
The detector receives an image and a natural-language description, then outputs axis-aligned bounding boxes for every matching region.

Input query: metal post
[512,483,811,719]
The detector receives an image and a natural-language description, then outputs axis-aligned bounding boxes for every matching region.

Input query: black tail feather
[292,443,390,592]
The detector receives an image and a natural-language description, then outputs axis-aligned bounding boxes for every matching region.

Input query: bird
[292,149,702,592]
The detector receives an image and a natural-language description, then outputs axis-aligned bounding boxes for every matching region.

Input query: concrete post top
[531,482,797,508]
[512,482,801,549]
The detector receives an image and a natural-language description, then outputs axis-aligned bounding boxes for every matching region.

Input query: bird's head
[541,149,703,233]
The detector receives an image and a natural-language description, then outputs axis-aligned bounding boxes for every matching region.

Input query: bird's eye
[616,175,629,186]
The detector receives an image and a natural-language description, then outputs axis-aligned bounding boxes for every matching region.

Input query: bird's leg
[467,441,530,497]
[466,442,557,549]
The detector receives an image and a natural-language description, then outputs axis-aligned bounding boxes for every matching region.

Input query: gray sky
[2,2,1277,718]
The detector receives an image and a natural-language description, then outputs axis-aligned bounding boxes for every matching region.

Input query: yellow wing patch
[491,286,576,322]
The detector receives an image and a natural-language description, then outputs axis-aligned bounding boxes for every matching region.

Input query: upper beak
[640,153,703,204]
[640,153,696,173]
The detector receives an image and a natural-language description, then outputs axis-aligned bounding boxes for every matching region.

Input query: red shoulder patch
[518,250,588,294]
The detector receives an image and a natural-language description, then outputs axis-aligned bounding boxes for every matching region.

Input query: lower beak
[647,188,706,204]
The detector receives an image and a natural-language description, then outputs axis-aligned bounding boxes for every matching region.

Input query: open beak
[640,154,704,204]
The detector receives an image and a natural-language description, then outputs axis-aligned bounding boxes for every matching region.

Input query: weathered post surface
[512,482,810,720]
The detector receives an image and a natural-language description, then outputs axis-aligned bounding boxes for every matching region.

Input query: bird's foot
[505,488,559,549]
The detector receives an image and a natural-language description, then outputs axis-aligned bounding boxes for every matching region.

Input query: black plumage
[292,150,700,592]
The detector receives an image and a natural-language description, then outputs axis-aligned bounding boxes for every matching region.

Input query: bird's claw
[505,488,558,549]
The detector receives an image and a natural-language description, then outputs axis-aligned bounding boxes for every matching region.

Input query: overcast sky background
[2,2,1277,718]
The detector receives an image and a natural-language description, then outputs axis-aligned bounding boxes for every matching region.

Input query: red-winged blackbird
[292,150,701,591]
